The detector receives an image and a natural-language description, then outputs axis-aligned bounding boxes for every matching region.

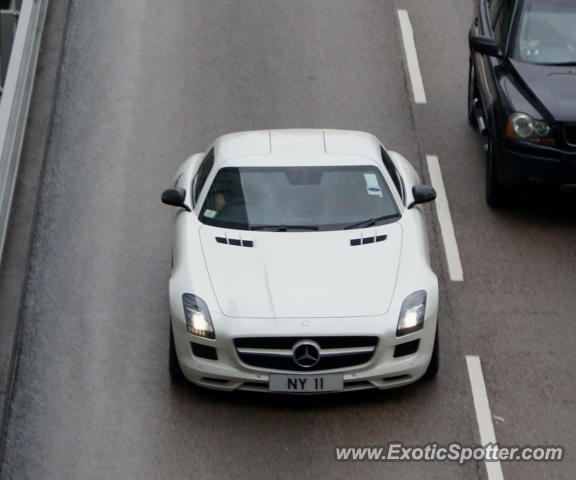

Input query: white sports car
[162,129,438,393]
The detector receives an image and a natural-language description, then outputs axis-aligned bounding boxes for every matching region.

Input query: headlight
[396,291,426,336]
[182,294,215,339]
[506,113,553,144]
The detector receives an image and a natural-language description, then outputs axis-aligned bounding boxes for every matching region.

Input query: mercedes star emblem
[292,340,321,368]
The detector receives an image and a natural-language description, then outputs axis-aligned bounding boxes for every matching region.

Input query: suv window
[489,0,504,27]
[494,0,516,47]
[380,147,404,202]
[192,149,215,205]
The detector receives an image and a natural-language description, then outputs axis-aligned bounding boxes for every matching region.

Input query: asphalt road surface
[1,0,575,479]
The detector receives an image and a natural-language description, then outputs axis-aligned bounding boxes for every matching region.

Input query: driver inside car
[204,170,246,220]
[213,191,227,212]
[202,187,232,218]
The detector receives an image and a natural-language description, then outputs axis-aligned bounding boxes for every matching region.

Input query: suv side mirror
[408,185,436,209]
[470,35,501,58]
[161,187,191,212]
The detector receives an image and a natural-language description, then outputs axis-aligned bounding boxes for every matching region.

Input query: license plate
[269,373,344,392]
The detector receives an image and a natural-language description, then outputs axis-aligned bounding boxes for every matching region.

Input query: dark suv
[468,0,576,206]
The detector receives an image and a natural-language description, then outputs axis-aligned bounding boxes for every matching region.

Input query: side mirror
[408,185,436,209]
[470,35,501,58]
[161,187,191,212]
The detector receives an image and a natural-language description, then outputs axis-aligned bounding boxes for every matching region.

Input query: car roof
[212,129,384,168]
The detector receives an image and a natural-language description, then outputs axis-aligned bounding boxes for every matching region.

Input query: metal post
[0,0,20,91]
[0,0,49,266]
[0,12,17,90]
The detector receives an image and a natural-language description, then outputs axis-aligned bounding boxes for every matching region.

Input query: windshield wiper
[250,224,319,231]
[343,213,400,230]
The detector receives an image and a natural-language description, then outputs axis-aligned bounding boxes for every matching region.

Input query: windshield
[514,1,576,65]
[199,165,400,231]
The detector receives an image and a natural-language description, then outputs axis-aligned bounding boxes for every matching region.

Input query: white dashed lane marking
[466,355,505,480]
[426,155,463,282]
[397,9,427,104]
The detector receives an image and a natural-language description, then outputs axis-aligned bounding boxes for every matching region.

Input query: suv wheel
[486,136,508,208]
[467,61,478,128]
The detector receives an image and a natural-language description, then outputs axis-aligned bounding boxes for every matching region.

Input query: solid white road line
[466,355,505,480]
[397,10,427,104]
[426,155,463,281]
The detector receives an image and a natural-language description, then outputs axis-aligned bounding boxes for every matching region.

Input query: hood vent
[216,236,254,248]
[350,234,387,246]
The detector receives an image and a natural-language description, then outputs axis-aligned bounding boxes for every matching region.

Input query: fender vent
[350,234,387,246]
[216,237,253,247]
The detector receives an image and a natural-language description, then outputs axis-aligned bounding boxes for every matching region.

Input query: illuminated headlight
[506,113,553,143]
[396,291,426,336]
[182,293,215,339]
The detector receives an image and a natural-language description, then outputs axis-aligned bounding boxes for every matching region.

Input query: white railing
[0,0,47,266]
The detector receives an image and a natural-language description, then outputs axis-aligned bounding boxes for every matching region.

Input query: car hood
[509,60,576,122]
[199,224,403,318]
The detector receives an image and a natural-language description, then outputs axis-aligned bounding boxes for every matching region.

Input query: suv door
[476,0,518,124]
[471,0,505,120]
[470,0,520,206]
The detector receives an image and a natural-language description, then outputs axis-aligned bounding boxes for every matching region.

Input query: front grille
[234,336,378,372]
[565,125,576,146]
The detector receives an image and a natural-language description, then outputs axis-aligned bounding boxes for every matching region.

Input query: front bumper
[500,139,576,186]
[171,314,437,393]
